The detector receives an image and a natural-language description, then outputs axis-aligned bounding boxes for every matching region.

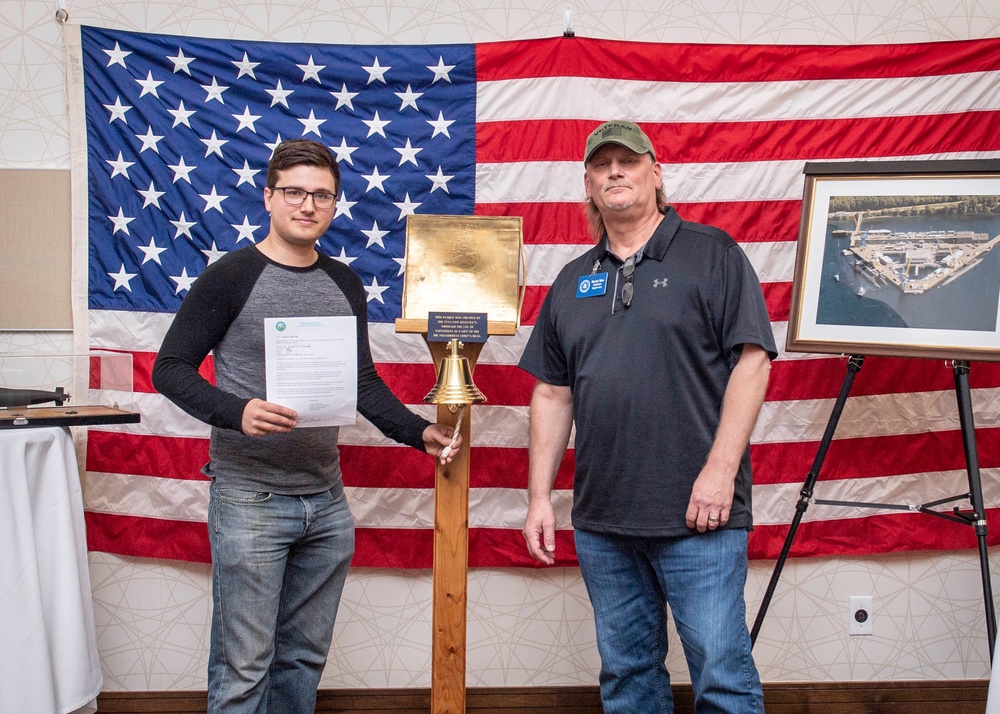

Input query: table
[0,427,101,714]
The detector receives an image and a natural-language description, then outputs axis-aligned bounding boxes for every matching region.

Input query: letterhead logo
[275,321,286,331]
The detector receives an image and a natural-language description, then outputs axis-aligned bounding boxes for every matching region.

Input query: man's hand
[522,381,573,565]
[423,423,461,465]
[241,398,297,436]
[685,465,735,533]
[523,496,558,565]
[685,344,771,533]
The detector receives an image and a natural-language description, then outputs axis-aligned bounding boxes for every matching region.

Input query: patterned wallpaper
[4,0,1000,691]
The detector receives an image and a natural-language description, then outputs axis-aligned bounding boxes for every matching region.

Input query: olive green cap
[584,120,657,164]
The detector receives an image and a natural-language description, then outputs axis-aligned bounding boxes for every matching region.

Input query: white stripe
[84,471,209,522]
[347,486,434,527]
[364,321,809,382]
[752,387,1000,444]
[477,72,1000,124]
[469,487,575,529]
[471,470,1000,529]
[366,323,534,367]
[524,241,795,285]
[92,385,1000,452]
[476,151,1000,205]
[88,311,811,366]
[90,309,175,352]
[524,243,591,285]
[752,468,1000,526]
[83,468,1000,531]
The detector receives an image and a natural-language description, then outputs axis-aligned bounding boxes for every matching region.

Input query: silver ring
[708,516,719,523]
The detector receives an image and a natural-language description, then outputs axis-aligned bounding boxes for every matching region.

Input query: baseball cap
[584,121,657,164]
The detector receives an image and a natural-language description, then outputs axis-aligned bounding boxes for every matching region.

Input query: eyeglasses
[621,255,635,308]
[270,186,336,210]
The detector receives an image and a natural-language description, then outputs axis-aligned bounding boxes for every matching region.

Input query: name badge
[577,272,608,298]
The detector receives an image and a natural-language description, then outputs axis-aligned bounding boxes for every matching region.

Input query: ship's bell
[423,339,487,406]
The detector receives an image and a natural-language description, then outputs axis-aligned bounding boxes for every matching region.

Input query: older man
[519,121,776,713]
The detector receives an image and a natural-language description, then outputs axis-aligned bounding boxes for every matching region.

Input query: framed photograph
[786,159,1000,361]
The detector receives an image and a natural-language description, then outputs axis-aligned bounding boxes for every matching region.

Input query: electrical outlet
[849,595,873,636]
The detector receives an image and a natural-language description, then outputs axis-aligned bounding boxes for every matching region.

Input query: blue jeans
[574,528,763,714]
[207,483,355,714]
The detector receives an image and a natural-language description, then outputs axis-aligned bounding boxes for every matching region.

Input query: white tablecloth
[0,427,101,714]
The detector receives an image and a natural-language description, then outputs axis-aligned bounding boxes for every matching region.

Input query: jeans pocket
[214,486,273,505]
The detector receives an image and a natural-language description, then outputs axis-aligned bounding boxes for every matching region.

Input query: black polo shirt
[518,207,777,537]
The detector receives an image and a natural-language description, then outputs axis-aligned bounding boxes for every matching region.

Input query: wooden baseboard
[96,680,989,714]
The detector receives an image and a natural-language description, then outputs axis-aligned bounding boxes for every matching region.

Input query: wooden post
[394,212,523,713]
[426,338,483,714]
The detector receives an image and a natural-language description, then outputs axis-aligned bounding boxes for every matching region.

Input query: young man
[153,139,457,713]
[520,121,776,713]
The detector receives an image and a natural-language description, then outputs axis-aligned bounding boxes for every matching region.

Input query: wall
[4,0,1000,692]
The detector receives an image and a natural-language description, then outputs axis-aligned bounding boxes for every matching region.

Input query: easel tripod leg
[751,356,864,646]
[952,360,997,661]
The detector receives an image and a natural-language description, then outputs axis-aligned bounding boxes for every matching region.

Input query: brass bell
[423,339,487,405]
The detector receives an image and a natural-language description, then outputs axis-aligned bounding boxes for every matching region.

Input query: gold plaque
[396,215,524,335]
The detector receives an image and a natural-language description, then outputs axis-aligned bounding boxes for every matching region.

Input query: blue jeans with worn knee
[575,528,763,714]
[207,483,355,714]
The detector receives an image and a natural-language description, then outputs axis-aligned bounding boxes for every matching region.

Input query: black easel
[750,356,997,662]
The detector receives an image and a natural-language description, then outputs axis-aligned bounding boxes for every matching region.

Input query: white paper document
[264,316,358,428]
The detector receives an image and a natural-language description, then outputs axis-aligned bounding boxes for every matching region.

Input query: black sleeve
[318,257,432,451]
[718,242,778,366]
[151,250,264,432]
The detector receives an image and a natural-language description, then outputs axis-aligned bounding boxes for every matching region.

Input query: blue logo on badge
[577,272,608,298]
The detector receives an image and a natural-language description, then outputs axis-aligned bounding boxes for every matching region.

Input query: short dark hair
[266,139,340,194]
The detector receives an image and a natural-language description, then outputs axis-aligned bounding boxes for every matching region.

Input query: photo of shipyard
[815,194,1000,332]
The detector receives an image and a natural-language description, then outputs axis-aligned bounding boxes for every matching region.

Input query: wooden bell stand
[394,319,517,714]
[394,213,524,714]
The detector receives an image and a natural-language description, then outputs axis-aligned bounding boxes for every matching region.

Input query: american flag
[77,25,1000,567]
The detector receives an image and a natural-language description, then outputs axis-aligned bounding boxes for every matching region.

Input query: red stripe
[476,36,1000,83]
[131,350,213,393]
[85,511,211,563]
[468,512,1000,566]
[83,508,1000,568]
[471,447,575,490]
[478,112,1000,165]
[87,430,211,480]
[82,514,583,568]
[354,528,433,568]
[89,354,101,390]
[87,420,999,493]
[356,527,579,568]
[751,427,1000,485]
[376,362,533,408]
[767,355,1000,402]
[475,200,804,246]
[469,528,578,568]
[391,346,1000,408]
[86,431,442,488]
[124,348,1000,406]
[84,432,570,490]
[748,508,1000,560]
[763,283,791,323]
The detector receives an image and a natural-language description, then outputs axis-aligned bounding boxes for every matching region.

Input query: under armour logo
[653,278,669,287]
